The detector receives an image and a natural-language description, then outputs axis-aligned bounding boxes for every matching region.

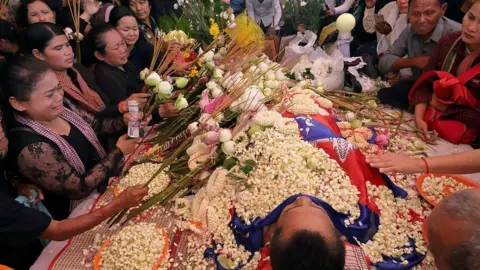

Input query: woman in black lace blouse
[4,55,139,220]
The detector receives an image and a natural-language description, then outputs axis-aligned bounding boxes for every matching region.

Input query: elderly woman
[89,23,178,121]
[409,0,480,145]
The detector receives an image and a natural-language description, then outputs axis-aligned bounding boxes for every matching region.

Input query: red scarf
[55,68,106,113]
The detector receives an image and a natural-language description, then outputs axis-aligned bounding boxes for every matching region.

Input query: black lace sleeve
[16,142,124,200]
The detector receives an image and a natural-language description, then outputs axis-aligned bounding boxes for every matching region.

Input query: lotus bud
[221,140,236,155]
[206,81,218,90]
[350,119,362,129]
[375,134,389,146]
[219,129,232,142]
[174,94,188,110]
[275,70,285,81]
[155,81,173,94]
[203,131,219,145]
[257,81,264,89]
[213,54,222,61]
[263,88,273,96]
[345,111,355,122]
[367,100,378,108]
[145,71,161,86]
[248,123,263,136]
[219,47,227,56]
[206,61,215,70]
[64,27,73,35]
[175,77,189,89]
[188,122,199,134]
[265,71,276,81]
[211,87,223,98]
[316,85,324,93]
[213,68,224,79]
[215,112,225,123]
[258,62,269,72]
[139,68,149,80]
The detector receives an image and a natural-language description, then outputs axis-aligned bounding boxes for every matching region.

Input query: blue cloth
[15,189,51,247]
[230,0,245,13]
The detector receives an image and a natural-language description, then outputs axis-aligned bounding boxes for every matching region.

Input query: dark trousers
[377,80,415,110]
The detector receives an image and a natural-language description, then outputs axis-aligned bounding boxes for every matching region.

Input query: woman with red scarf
[409,0,480,144]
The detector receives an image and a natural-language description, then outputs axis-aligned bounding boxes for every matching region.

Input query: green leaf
[240,165,254,175]
[245,159,256,167]
[223,157,239,170]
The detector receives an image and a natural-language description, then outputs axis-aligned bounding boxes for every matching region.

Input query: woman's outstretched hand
[366,152,425,174]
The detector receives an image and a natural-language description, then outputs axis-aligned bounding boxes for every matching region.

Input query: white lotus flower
[206,81,218,90]
[211,87,223,98]
[275,70,285,80]
[219,129,232,142]
[145,72,161,86]
[221,140,236,155]
[265,71,276,81]
[155,81,172,94]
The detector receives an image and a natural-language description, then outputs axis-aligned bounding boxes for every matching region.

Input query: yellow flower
[209,18,214,24]
[209,22,220,38]
[181,51,191,59]
[188,68,199,78]
[197,61,203,67]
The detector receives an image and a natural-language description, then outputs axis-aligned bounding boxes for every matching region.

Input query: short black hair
[109,6,137,27]
[408,0,446,8]
[270,228,345,270]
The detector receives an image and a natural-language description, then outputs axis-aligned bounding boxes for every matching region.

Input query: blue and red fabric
[205,112,425,269]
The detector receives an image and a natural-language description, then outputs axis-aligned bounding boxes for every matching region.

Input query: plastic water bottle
[127,100,140,138]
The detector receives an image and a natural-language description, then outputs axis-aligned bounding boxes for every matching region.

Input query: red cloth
[409,70,478,108]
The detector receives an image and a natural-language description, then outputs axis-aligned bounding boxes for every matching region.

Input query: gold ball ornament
[336,13,356,33]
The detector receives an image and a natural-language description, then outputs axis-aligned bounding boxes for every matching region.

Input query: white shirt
[246,0,282,28]
[363,2,408,55]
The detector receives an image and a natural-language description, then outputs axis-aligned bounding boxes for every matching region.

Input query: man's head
[408,0,447,37]
[427,189,480,270]
[270,196,345,270]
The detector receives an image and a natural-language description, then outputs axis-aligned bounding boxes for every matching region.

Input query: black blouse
[93,61,143,105]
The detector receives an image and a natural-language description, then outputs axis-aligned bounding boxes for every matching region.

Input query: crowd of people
[0,0,478,269]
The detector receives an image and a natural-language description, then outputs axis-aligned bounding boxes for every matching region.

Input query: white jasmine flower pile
[117,163,170,198]
[100,222,169,269]
[422,175,470,204]
[361,182,433,265]
[233,123,360,222]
